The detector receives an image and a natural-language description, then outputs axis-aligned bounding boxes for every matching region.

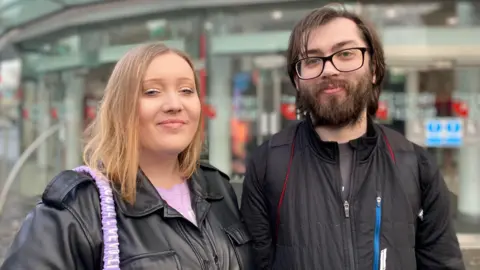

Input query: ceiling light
[385,8,397,19]
[272,10,283,20]
[204,21,213,31]
[446,16,458,25]
[146,19,167,31]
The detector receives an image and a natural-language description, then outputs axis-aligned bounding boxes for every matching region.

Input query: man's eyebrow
[303,40,360,57]
[331,40,359,51]
[305,49,323,56]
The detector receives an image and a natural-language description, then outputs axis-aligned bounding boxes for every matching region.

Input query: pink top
[156,181,197,226]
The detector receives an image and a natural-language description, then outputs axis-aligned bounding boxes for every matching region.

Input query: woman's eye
[180,88,195,94]
[144,89,160,95]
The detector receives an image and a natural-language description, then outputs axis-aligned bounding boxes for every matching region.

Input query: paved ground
[464,249,480,270]
[0,157,57,265]
[0,193,39,264]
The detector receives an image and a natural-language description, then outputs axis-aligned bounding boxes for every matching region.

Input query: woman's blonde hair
[83,43,203,204]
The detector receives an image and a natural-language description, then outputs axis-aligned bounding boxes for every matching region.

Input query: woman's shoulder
[2,170,104,269]
[197,161,240,200]
[41,169,101,211]
[198,161,230,182]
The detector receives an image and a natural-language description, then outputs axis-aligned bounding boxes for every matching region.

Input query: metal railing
[0,123,63,216]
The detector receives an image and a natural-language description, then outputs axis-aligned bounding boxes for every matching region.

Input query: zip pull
[344,201,350,218]
[376,196,382,207]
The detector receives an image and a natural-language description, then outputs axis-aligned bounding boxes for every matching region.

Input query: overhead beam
[0,0,297,46]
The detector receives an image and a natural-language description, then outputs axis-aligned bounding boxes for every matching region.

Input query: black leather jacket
[1,162,254,270]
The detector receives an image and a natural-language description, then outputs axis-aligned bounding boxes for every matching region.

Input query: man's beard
[296,73,373,127]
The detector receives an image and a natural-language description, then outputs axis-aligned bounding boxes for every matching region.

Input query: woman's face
[138,52,201,157]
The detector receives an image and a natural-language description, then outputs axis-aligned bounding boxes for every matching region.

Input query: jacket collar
[303,115,379,162]
[114,168,224,218]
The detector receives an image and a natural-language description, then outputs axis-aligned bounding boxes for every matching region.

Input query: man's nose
[162,92,182,113]
[321,60,340,77]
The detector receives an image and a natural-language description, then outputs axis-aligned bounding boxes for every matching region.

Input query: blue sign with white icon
[425,118,463,147]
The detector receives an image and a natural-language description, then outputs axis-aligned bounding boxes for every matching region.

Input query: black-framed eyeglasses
[294,47,369,80]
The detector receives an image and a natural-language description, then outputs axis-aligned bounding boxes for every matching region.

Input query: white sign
[0,58,21,91]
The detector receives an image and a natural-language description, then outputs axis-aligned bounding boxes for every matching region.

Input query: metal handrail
[0,122,63,216]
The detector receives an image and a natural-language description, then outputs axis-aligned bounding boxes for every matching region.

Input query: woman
[1,43,253,270]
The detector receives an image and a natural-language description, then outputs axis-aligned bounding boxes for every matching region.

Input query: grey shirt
[338,143,354,201]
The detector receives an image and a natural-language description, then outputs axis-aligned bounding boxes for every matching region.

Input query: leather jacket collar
[115,167,224,218]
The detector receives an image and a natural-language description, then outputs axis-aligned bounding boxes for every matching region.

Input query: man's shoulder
[378,124,414,150]
[269,120,303,148]
[247,121,303,164]
[377,124,437,178]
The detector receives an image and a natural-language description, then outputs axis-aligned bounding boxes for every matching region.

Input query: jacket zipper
[339,150,356,270]
[344,150,357,270]
[344,201,356,270]
[372,196,383,270]
[177,220,207,270]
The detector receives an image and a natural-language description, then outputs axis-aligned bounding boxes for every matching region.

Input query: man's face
[296,17,375,127]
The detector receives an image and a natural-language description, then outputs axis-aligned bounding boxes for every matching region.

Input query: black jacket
[1,162,254,270]
[241,118,464,270]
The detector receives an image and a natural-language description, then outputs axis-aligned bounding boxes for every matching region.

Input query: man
[240,5,465,270]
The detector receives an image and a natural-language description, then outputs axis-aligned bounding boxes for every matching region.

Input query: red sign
[85,106,96,119]
[202,104,216,119]
[50,108,58,120]
[452,100,468,118]
[281,103,297,120]
[16,88,23,99]
[376,101,388,120]
[22,109,29,119]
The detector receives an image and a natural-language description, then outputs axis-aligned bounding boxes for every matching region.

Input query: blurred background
[0,0,478,268]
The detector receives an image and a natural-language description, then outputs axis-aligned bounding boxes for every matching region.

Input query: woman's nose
[161,92,182,113]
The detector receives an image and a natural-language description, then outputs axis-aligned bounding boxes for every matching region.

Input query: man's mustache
[313,79,349,92]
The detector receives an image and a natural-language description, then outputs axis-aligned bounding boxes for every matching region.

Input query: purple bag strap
[73,165,120,270]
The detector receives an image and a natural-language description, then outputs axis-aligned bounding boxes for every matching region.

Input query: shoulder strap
[72,166,120,270]
[379,126,422,226]
[265,121,301,242]
[266,121,301,175]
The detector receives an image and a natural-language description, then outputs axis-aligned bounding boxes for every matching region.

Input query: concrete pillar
[206,13,233,176]
[455,1,480,222]
[21,80,36,150]
[404,69,420,140]
[62,70,85,169]
[36,75,51,169]
[60,30,106,169]
[207,56,232,176]
[455,67,480,221]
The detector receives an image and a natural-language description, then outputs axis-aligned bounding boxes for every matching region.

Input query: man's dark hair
[286,4,386,117]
